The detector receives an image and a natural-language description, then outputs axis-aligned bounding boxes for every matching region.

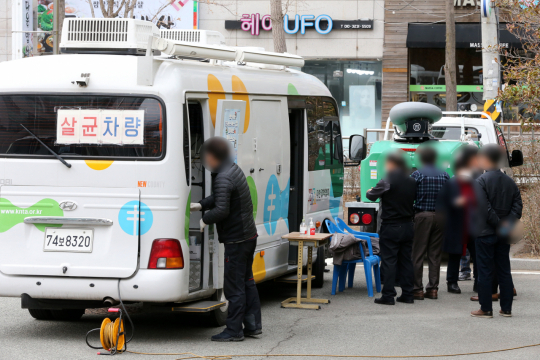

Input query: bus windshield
[0,95,164,159]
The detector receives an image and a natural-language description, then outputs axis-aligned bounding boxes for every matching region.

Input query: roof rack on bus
[59,18,305,85]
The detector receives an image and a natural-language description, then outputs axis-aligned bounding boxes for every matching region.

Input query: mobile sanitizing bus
[0,19,345,324]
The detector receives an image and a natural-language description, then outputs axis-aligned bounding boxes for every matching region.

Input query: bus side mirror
[510,149,523,167]
[333,135,343,162]
[349,134,367,162]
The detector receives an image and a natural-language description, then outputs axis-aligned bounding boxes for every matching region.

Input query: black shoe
[396,296,414,304]
[211,331,244,342]
[374,297,395,305]
[447,283,461,294]
[499,310,512,317]
[244,329,262,337]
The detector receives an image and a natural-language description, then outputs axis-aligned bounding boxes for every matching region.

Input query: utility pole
[445,0,457,112]
[481,0,501,100]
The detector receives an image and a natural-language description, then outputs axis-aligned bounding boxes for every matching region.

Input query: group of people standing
[367,144,522,318]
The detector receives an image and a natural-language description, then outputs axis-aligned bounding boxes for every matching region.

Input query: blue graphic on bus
[263,175,290,235]
[118,200,153,235]
[329,185,341,218]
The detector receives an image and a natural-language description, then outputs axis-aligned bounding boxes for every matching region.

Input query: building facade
[382,0,521,121]
[199,0,385,139]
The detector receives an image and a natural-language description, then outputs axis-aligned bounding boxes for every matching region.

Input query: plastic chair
[333,218,382,297]
[325,219,381,297]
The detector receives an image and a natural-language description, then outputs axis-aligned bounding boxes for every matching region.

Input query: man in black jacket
[191,137,261,341]
[367,151,417,305]
[471,144,522,318]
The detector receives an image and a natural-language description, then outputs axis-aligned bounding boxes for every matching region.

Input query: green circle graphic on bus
[118,201,153,236]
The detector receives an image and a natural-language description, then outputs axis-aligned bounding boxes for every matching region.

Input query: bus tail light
[350,213,360,225]
[148,239,184,269]
[361,214,373,225]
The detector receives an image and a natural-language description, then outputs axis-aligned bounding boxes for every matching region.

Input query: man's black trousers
[447,238,477,285]
[379,222,415,301]
[223,239,262,336]
[476,234,513,312]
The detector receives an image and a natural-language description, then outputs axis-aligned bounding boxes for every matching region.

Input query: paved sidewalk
[0,268,539,360]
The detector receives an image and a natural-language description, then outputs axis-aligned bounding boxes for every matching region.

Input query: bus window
[307,97,342,171]
[0,95,164,159]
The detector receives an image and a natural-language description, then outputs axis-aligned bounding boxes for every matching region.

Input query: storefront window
[303,60,382,142]
[409,48,484,110]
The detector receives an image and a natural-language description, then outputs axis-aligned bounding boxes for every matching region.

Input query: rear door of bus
[0,94,164,278]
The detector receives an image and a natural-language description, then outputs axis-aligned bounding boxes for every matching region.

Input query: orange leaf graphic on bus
[207,74,226,128]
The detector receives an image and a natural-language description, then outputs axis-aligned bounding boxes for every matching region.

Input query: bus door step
[171,300,226,313]
[274,274,315,284]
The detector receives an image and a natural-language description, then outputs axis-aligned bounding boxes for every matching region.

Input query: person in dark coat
[367,151,417,305]
[437,146,481,295]
[471,144,522,318]
[190,137,261,341]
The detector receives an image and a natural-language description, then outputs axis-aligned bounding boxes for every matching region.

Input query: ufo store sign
[224,14,373,36]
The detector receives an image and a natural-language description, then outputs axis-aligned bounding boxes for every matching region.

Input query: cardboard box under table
[281,232,332,310]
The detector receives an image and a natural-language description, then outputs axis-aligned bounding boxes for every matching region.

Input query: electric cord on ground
[85,280,135,355]
[125,342,540,359]
[84,281,540,358]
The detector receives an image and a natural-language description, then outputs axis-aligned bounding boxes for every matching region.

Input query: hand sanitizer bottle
[300,217,307,235]
[309,218,316,236]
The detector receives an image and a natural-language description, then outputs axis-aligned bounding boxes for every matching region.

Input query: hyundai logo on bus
[59,201,78,211]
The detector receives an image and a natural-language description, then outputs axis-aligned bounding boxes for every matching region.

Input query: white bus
[0,19,344,324]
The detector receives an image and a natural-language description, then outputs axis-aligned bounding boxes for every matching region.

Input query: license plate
[44,228,94,253]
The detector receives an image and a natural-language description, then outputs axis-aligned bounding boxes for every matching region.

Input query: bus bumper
[0,269,189,303]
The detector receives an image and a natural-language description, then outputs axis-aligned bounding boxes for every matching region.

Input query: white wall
[199,0,384,59]
[0,0,11,62]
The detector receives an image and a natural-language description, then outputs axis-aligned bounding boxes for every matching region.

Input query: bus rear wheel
[28,309,54,320]
[50,309,85,321]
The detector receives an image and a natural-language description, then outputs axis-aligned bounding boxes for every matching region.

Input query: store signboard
[66,0,198,29]
[37,1,54,54]
[410,85,484,92]
[454,0,480,6]
[22,0,33,57]
[225,16,373,35]
[35,0,199,53]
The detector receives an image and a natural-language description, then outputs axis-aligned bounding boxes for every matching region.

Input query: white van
[434,112,524,173]
[0,19,344,324]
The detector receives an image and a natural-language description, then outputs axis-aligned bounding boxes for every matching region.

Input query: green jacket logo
[0,198,64,232]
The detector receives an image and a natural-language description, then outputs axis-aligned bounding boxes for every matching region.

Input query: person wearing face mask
[437,146,481,295]
[471,144,522,318]
[190,137,261,342]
